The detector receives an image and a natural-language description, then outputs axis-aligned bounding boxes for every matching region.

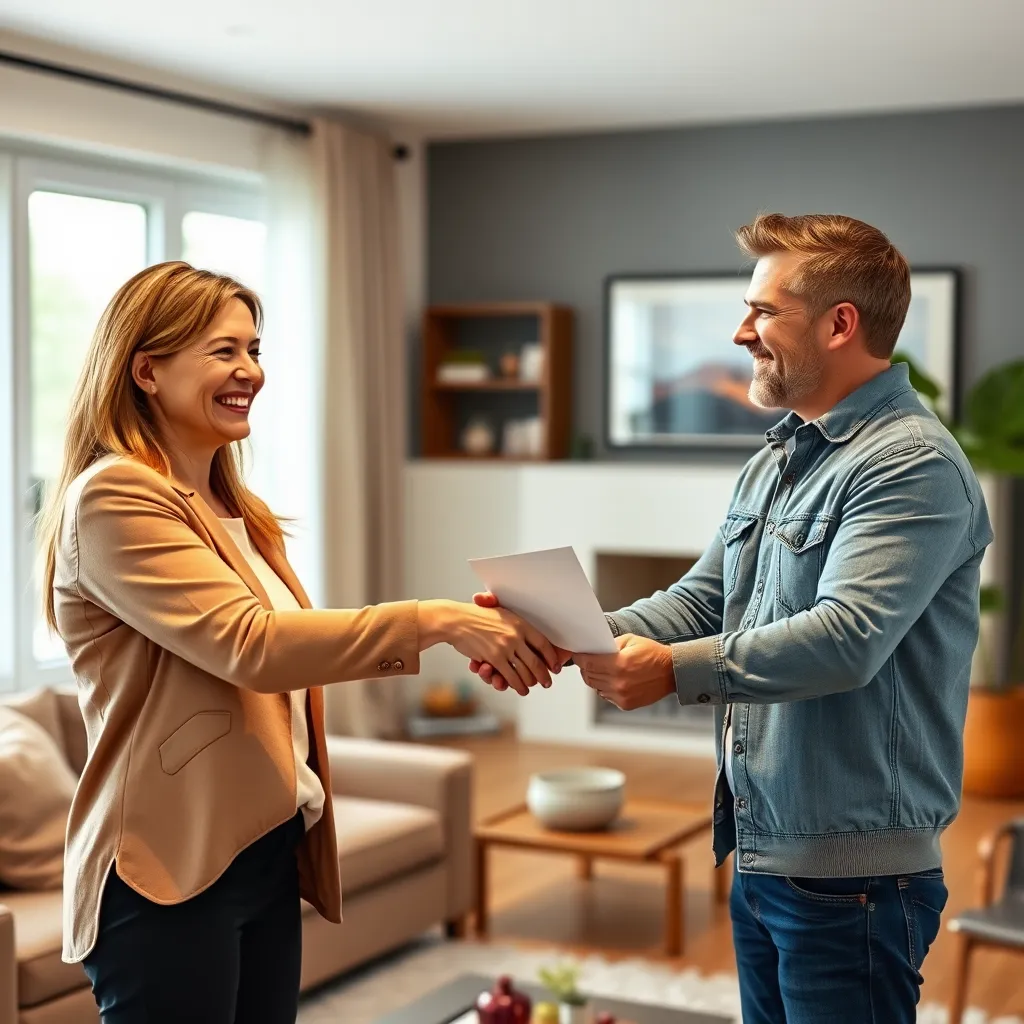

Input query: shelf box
[421,303,573,460]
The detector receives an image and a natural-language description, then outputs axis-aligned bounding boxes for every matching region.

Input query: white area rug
[297,936,1022,1023]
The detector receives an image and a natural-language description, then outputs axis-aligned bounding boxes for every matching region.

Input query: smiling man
[473,213,992,1022]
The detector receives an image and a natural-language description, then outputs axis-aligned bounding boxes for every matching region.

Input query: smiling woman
[131,294,266,514]
[32,261,564,1024]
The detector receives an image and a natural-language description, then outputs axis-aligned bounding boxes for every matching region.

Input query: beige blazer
[54,456,420,963]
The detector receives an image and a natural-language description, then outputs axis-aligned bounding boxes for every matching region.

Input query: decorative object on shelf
[604,268,959,451]
[500,351,521,378]
[519,342,544,382]
[570,434,594,460]
[476,975,532,1023]
[438,349,490,384]
[420,680,478,718]
[461,416,497,456]
[422,303,572,460]
[405,708,501,738]
[897,353,1024,798]
[526,767,625,831]
[502,416,544,458]
[538,963,588,1024]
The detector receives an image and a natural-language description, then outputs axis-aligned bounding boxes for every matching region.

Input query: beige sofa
[0,688,474,1024]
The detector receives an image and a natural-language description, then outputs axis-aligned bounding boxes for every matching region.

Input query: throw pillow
[0,706,77,889]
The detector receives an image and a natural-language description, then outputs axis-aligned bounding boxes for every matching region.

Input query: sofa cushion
[0,707,76,890]
[2,690,65,752]
[1,888,88,1007]
[333,796,443,896]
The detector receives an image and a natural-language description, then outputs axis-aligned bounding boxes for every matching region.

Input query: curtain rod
[0,49,312,136]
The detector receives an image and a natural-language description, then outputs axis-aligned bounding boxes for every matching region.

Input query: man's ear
[827,301,861,351]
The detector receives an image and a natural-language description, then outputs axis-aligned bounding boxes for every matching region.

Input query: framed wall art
[604,268,959,451]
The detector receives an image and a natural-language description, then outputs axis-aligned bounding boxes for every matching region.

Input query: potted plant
[538,962,589,1024]
[893,354,1024,797]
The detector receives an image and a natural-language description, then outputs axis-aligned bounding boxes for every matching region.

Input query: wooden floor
[423,726,1024,1017]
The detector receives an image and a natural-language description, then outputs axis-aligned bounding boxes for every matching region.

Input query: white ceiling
[2,0,1023,138]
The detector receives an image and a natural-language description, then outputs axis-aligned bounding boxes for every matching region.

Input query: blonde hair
[735,213,911,357]
[39,261,284,632]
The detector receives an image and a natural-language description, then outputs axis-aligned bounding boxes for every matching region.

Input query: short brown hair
[735,213,911,357]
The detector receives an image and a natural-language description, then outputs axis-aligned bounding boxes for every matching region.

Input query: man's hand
[574,634,676,711]
[468,592,571,693]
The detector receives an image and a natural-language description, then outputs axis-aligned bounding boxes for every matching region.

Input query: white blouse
[219,518,326,831]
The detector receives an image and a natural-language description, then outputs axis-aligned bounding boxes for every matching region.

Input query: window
[182,211,267,293]
[28,192,149,664]
[1,149,266,692]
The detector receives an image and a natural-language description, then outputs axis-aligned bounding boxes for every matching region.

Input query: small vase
[558,1003,589,1024]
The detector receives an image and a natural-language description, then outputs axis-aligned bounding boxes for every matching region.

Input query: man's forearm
[606,538,725,643]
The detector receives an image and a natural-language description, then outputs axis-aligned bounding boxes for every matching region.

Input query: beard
[748,336,825,411]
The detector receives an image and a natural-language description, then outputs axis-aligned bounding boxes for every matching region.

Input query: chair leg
[947,933,974,1024]
[444,915,468,939]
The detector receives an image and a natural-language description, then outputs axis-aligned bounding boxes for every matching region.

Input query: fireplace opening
[594,550,714,734]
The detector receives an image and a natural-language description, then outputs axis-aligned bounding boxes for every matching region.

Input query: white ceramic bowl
[526,767,626,832]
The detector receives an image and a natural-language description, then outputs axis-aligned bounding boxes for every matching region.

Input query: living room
[1,2,1024,1023]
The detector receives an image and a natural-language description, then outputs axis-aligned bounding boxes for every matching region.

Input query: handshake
[461,592,677,713]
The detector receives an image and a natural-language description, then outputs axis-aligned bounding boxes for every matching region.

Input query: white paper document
[468,546,617,655]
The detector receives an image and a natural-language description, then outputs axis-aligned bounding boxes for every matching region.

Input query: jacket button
[737,797,747,809]
[742,852,755,864]
[378,661,391,671]
[784,474,795,487]
[697,693,710,703]
[733,742,744,755]
[767,522,776,535]
[393,659,404,671]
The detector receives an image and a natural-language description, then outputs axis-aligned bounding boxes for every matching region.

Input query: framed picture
[604,268,960,451]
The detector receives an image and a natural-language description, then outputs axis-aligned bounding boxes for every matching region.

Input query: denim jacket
[607,363,992,877]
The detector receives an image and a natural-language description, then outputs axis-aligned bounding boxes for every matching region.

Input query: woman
[38,262,558,1023]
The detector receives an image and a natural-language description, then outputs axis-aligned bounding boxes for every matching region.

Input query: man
[471,213,991,1023]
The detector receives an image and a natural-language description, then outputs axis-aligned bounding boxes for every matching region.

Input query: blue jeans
[730,865,948,1023]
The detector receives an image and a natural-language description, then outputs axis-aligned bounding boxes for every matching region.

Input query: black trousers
[84,814,305,1024]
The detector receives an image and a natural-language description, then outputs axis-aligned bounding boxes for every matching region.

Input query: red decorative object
[595,1014,616,1024]
[476,975,532,1023]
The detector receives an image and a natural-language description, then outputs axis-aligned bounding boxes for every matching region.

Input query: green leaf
[892,352,942,402]
[965,440,1024,476]
[964,361,1024,446]
[980,584,1005,615]
[538,963,582,1001]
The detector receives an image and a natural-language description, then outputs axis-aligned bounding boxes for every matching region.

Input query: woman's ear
[131,352,157,395]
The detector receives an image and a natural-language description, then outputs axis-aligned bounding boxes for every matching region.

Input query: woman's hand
[417,599,560,696]
[467,593,572,693]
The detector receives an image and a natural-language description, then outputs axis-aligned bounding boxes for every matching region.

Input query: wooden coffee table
[473,800,728,956]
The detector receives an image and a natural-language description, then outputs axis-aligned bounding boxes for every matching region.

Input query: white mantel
[403,459,742,757]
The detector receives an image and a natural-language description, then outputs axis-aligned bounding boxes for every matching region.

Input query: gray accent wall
[424,104,1024,462]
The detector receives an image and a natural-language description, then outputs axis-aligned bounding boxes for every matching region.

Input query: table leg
[577,857,593,881]
[664,853,683,956]
[715,852,733,903]
[474,839,489,937]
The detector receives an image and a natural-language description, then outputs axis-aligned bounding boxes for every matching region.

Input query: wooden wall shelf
[430,380,541,393]
[421,302,573,460]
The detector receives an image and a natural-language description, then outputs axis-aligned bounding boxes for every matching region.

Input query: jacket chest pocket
[721,511,760,598]
[775,516,831,614]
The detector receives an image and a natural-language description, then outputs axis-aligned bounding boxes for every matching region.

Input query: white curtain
[311,119,408,738]
[257,119,408,738]
[252,127,325,607]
